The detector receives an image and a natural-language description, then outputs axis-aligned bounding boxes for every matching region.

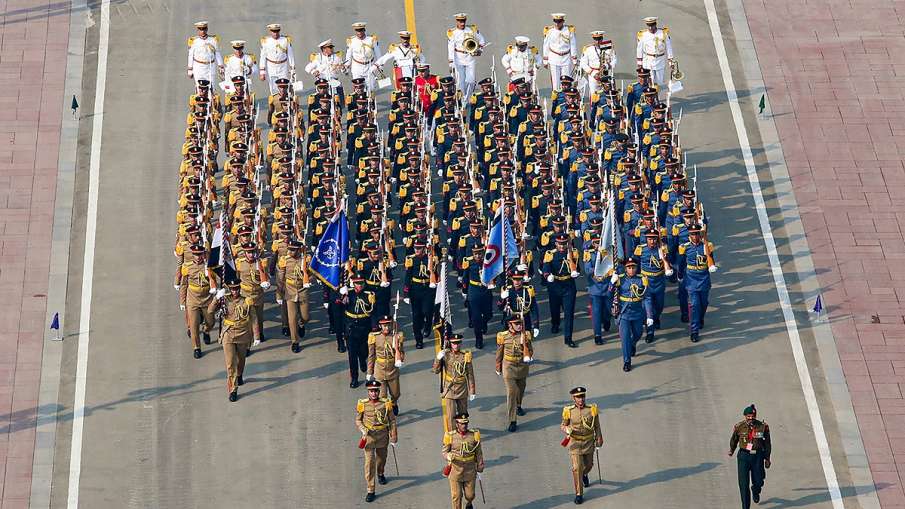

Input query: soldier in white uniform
[579,31,617,96]
[501,36,541,89]
[305,39,346,98]
[187,21,223,87]
[345,22,382,92]
[374,30,424,87]
[635,16,673,88]
[223,40,258,85]
[542,13,577,92]
[447,13,485,99]
[259,23,296,95]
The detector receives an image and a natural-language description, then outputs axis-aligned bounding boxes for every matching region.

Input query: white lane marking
[68,0,110,507]
[703,0,844,506]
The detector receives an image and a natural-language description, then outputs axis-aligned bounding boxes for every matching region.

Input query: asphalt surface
[48,0,862,507]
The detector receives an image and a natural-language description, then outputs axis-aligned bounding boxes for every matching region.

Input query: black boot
[415,340,424,349]
[565,338,577,348]
[603,321,611,332]
[237,375,244,386]
[475,339,484,350]
[378,474,387,485]
[645,331,654,344]
[281,326,290,337]
[517,406,526,416]
[623,362,631,372]
[228,390,238,402]
[574,494,583,504]
[594,335,603,345]
[291,343,301,353]
[365,492,376,503]
[202,332,211,345]
[298,325,306,339]
[350,380,360,389]
[582,475,590,487]
[193,348,202,359]
[508,421,517,432]
[753,491,760,504]
[338,340,346,353]
[691,333,699,343]
[680,315,689,323]
[551,325,560,334]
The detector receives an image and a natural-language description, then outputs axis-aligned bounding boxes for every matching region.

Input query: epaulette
[309,52,317,62]
[472,429,481,441]
[496,331,507,345]
[285,36,292,44]
[531,46,538,54]
[470,24,479,33]
[261,36,268,46]
[506,44,514,53]
[464,350,472,362]
[562,405,574,419]
[346,36,353,45]
[567,25,575,33]
[591,403,598,417]
[404,256,413,268]
[636,30,645,40]
[443,431,453,445]
[641,275,649,286]
[633,245,642,256]
[384,398,393,411]
[388,43,398,52]
[543,25,552,37]
[187,36,195,47]
[357,398,366,413]
[447,28,454,39]
[662,27,670,35]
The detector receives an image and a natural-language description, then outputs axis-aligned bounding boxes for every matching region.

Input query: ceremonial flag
[481,205,518,285]
[594,189,617,278]
[435,261,452,322]
[49,312,61,341]
[310,208,350,289]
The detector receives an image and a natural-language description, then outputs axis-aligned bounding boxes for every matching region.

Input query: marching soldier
[442,412,484,509]
[579,31,617,96]
[183,244,218,358]
[305,39,346,100]
[224,40,258,85]
[542,233,580,348]
[542,13,577,92]
[461,246,493,349]
[635,16,673,88]
[342,275,377,388]
[433,333,476,432]
[676,223,716,343]
[277,239,310,353]
[728,404,772,508]
[375,30,425,86]
[209,280,254,402]
[499,271,540,337]
[609,257,653,372]
[260,23,296,94]
[584,235,613,345]
[501,36,541,89]
[561,387,603,504]
[495,315,534,432]
[367,316,405,415]
[403,239,436,349]
[346,22,382,91]
[236,242,271,347]
[447,13,485,98]
[187,21,223,86]
[356,380,398,503]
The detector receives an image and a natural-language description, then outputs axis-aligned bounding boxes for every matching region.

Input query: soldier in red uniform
[414,62,440,115]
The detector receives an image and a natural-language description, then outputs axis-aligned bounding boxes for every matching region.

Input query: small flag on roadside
[49,312,62,341]
[71,95,79,116]
[758,95,766,115]
[813,294,823,319]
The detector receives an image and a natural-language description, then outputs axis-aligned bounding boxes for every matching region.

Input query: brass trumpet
[462,34,480,55]
[670,58,684,81]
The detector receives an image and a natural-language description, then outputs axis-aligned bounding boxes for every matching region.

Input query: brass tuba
[462,34,479,55]
[670,58,684,81]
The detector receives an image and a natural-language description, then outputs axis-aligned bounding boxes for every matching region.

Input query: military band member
[260,23,296,94]
[501,36,541,88]
[579,31,617,96]
[495,315,534,432]
[375,30,424,86]
[356,380,398,503]
[542,13,577,92]
[209,280,254,402]
[367,316,405,415]
[561,387,603,504]
[183,244,218,358]
[433,333,476,432]
[342,275,377,388]
[223,40,258,85]
[346,22,382,91]
[447,13,485,98]
[728,404,772,509]
[443,412,484,509]
[636,16,673,88]
[187,21,223,86]
[305,39,346,99]
[277,239,310,353]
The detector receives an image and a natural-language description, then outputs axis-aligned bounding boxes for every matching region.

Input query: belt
[345,312,370,319]
[570,432,594,441]
[266,57,288,64]
[376,357,395,364]
[351,57,371,64]
[554,275,572,281]
[687,264,708,271]
[366,424,387,431]
[549,48,570,56]
[444,374,465,382]
[454,49,470,54]
[193,58,213,64]
[642,270,664,276]
[469,280,483,286]
[645,52,665,57]
[366,280,380,286]
[240,283,255,291]
[619,296,642,302]
[411,277,429,284]
[224,318,248,326]
[453,455,475,462]
[504,354,523,362]
[286,278,299,286]
[188,284,208,293]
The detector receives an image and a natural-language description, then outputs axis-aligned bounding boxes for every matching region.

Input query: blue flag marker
[481,206,518,285]
[310,209,350,290]
[813,294,823,315]
[50,312,62,341]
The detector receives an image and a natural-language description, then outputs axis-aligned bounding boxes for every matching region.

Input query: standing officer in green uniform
[728,404,772,508]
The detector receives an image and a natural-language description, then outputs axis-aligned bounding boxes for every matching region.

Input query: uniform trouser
[351,62,376,91]
[250,302,265,341]
[191,64,217,87]
[443,397,468,432]
[449,477,476,509]
[379,376,401,404]
[504,376,526,422]
[618,315,643,364]
[548,282,577,341]
[265,63,290,94]
[737,450,765,509]
[347,320,370,381]
[548,61,573,91]
[453,63,476,99]
[467,287,492,346]
[570,450,595,495]
[187,301,214,349]
[329,301,344,345]
[364,446,388,492]
[373,285,391,319]
[223,341,249,393]
[680,286,709,335]
[286,293,310,345]
[410,285,435,343]
[649,66,668,88]
[647,280,666,334]
[589,293,611,337]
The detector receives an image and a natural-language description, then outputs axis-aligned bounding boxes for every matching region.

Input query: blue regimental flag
[310,208,350,289]
[481,206,518,285]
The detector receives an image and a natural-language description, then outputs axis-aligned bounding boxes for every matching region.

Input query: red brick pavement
[0,1,70,507]
[745,0,905,506]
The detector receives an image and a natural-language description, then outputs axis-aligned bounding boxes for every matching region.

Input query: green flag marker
[71,95,79,114]
[758,94,765,114]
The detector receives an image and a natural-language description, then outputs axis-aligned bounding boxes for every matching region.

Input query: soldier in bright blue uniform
[462,246,493,349]
[634,230,671,343]
[677,224,716,342]
[542,233,580,348]
[608,257,653,372]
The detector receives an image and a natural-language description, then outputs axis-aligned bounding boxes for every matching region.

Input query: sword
[391,443,400,476]
[478,474,486,504]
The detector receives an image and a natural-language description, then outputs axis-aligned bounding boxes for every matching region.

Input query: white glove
[546,274,554,283]
[366,373,373,381]
[361,429,368,437]
[276,298,283,305]
[323,302,329,309]
[487,284,495,290]
[174,283,180,290]
[209,287,217,295]
[477,472,483,481]
[339,286,348,295]
[495,371,502,377]
[610,274,619,284]
[500,289,509,299]
[516,264,528,271]
[389,261,398,268]
[380,281,390,287]
[521,232,530,240]
[187,69,193,78]
[665,268,674,276]
[523,356,532,363]
[259,71,266,80]
[179,304,186,311]
[646,318,654,327]
[708,265,718,273]
[570,271,580,278]
[390,442,397,448]
[533,328,540,337]
[429,282,437,288]
[260,281,271,290]
[303,283,311,289]
[394,360,403,368]
[469,394,476,401]
[215,288,226,299]
[436,350,446,360]
[404,297,410,304]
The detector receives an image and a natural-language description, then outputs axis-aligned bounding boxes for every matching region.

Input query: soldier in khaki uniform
[182,244,218,359]
[366,316,405,415]
[236,242,271,346]
[208,280,254,402]
[356,380,398,503]
[495,315,534,432]
[442,412,484,509]
[277,239,310,353]
[433,334,476,432]
[728,404,772,509]
[560,386,603,504]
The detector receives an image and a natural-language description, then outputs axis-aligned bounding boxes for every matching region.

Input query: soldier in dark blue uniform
[542,233,580,348]
[462,246,493,349]
[609,257,653,372]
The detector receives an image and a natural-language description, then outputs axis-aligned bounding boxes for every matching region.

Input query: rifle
[392,291,402,364]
